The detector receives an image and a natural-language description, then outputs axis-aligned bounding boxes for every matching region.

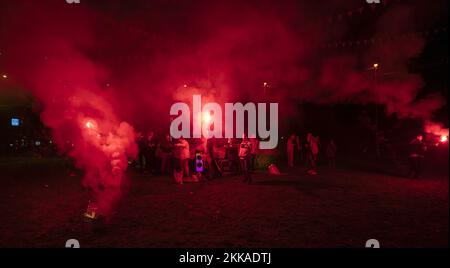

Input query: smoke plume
[0,0,447,215]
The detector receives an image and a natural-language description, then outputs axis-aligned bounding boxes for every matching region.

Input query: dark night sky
[0,0,448,137]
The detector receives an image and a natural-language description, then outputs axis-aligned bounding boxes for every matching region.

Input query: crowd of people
[135,132,225,184]
[134,131,263,184]
[133,129,340,184]
[133,130,433,184]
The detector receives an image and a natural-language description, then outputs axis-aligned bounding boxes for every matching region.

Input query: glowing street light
[263,82,269,96]
[372,63,380,156]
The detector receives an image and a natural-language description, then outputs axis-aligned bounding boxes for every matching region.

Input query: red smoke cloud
[314,1,448,135]
[425,120,449,137]
[1,1,137,217]
[0,0,447,216]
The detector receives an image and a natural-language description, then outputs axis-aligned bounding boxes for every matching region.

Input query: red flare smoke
[425,121,450,138]
[0,0,447,218]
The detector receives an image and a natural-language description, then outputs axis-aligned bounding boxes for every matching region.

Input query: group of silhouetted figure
[133,129,340,184]
[133,130,429,184]
[134,132,259,184]
[286,133,338,176]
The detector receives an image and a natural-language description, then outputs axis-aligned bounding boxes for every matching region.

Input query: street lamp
[263,82,269,96]
[372,63,380,156]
